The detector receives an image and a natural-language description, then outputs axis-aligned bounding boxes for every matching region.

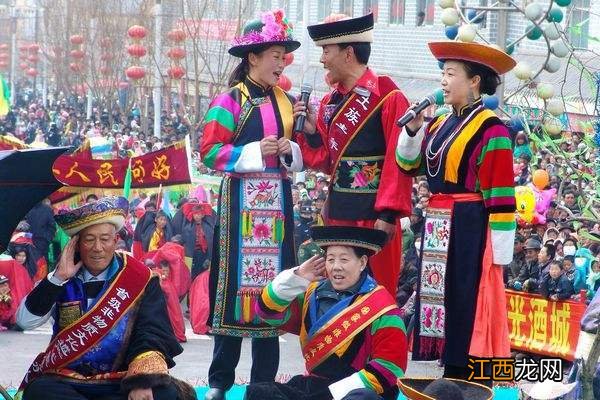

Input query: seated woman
[0,275,13,331]
[147,258,187,343]
[0,259,33,329]
[246,226,408,400]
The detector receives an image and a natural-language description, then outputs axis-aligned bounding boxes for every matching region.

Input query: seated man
[15,196,194,400]
[246,226,408,400]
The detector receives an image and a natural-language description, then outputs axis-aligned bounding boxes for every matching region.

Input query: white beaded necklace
[425,105,483,178]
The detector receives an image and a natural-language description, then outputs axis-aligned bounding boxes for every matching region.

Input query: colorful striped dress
[200,77,302,337]
[245,269,407,400]
[395,99,515,368]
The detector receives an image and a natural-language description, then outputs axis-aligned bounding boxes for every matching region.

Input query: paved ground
[0,321,443,390]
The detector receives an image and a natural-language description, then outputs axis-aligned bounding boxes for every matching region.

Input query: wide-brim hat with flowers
[55,196,129,237]
[428,41,517,75]
[229,10,300,58]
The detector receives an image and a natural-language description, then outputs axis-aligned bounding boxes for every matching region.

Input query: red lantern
[27,54,39,63]
[167,28,186,43]
[277,74,292,91]
[125,65,146,80]
[19,53,27,61]
[70,49,84,59]
[167,47,186,60]
[19,62,28,70]
[70,35,84,45]
[284,52,294,67]
[100,65,111,75]
[118,81,130,90]
[28,43,40,54]
[0,53,8,61]
[19,44,29,52]
[100,53,113,62]
[100,38,112,49]
[127,44,147,58]
[128,25,148,40]
[167,65,185,80]
[0,61,7,69]
[0,44,8,51]
[26,67,38,78]
[69,63,83,73]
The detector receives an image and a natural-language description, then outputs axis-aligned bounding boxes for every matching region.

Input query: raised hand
[405,102,426,134]
[293,100,317,135]
[295,255,326,282]
[54,235,83,282]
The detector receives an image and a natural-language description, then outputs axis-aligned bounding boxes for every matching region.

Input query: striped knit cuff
[489,213,516,265]
[396,127,423,171]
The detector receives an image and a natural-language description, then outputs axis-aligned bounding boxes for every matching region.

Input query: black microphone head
[300,84,313,94]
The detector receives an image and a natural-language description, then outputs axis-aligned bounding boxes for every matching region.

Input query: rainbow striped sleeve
[477,124,516,214]
[356,308,407,395]
[200,91,244,172]
[256,272,309,334]
[477,124,517,264]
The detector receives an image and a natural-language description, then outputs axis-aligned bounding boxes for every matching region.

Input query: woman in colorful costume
[395,41,517,378]
[199,9,303,400]
[14,197,191,400]
[246,226,407,400]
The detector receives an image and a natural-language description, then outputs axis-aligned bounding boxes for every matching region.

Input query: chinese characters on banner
[52,141,191,189]
[506,289,586,361]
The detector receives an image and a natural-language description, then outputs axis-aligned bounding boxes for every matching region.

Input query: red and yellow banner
[0,135,29,150]
[506,289,585,361]
[53,141,191,189]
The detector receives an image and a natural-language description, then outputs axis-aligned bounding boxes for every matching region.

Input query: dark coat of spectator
[540,273,574,300]
[25,201,56,257]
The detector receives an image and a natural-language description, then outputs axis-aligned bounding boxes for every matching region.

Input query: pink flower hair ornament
[229,9,300,58]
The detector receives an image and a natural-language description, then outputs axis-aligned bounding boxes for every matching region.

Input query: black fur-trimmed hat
[307,13,374,46]
[310,226,386,256]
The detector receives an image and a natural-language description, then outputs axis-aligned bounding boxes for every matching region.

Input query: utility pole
[301,0,310,78]
[40,5,47,106]
[496,1,509,108]
[33,1,39,96]
[153,0,162,138]
[9,0,16,106]
[86,17,96,120]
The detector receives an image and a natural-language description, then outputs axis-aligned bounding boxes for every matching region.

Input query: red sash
[302,286,397,372]
[17,255,152,392]
[327,77,399,174]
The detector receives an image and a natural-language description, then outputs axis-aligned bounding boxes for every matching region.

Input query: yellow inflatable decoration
[515,185,535,225]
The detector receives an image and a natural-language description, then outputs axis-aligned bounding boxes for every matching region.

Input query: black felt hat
[307,13,374,46]
[311,226,386,256]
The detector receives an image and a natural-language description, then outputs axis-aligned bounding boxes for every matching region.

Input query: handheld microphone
[396,89,445,128]
[294,84,313,133]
